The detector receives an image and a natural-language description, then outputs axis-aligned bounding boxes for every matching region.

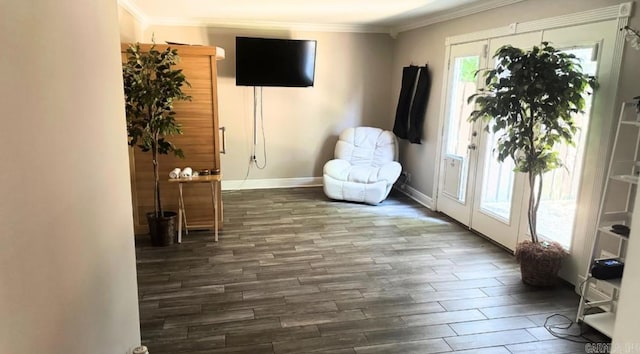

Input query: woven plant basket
[516,240,568,287]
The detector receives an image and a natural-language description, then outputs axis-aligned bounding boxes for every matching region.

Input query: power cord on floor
[544,314,591,343]
[543,277,603,344]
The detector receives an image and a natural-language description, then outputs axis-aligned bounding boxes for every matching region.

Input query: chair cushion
[335,127,397,167]
[324,159,401,185]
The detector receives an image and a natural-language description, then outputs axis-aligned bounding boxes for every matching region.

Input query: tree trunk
[152,141,162,218]
[528,173,537,243]
[533,172,543,242]
[527,172,544,244]
[526,103,540,244]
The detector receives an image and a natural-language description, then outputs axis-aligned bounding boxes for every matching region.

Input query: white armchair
[323,127,402,205]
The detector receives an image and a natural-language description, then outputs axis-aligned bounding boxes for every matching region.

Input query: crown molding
[149,17,391,34]
[118,0,149,28]
[117,0,524,36]
[444,1,632,46]
[393,0,525,34]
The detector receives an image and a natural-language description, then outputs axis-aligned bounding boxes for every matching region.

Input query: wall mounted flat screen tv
[236,37,317,87]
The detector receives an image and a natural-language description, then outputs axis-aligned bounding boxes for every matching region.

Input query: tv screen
[236,37,317,87]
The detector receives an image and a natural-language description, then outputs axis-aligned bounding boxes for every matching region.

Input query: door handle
[219,126,227,154]
[467,143,477,150]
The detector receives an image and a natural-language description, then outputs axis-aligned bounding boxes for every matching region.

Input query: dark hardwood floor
[135,187,607,353]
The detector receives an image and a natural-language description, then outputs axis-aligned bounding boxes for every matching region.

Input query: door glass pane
[479,128,515,222]
[537,47,597,248]
[443,56,479,202]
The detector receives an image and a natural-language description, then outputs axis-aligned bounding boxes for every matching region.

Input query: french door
[437,34,539,251]
[437,20,618,253]
[435,41,487,226]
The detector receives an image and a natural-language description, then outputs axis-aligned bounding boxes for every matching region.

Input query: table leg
[210,181,219,242]
[220,190,224,225]
[178,183,183,243]
[182,194,189,236]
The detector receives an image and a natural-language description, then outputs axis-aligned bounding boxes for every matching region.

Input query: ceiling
[119,0,524,33]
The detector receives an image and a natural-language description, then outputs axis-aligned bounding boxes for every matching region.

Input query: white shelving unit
[577,101,638,337]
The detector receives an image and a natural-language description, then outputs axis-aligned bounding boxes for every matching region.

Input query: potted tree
[123,43,191,246]
[469,42,598,286]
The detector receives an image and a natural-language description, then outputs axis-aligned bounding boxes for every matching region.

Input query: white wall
[612,188,640,351]
[137,26,394,183]
[612,4,640,347]
[119,5,144,42]
[0,1,141,353]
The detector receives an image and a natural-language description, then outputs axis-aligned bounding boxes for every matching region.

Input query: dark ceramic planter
[146,211,177,247]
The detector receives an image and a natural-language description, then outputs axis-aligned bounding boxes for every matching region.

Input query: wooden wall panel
[122,44,223,235]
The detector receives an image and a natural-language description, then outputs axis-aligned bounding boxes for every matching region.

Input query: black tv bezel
[235,36,317,87]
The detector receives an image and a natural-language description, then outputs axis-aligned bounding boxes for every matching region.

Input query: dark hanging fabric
[407,65,431,144]
[393,65,419,140]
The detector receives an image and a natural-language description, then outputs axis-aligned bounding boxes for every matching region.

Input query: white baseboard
[394,184,433,210]
[222,177,323,190]
[221,178,434,211]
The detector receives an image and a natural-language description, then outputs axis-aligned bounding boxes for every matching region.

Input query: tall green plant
[123,43,191,218]
[468,42,597,244]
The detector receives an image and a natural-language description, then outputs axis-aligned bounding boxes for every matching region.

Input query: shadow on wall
[315,133,339,177]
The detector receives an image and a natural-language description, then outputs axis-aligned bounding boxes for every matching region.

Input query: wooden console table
[168,174,222,243]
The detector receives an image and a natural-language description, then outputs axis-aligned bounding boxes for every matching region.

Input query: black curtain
[393,65,431,144]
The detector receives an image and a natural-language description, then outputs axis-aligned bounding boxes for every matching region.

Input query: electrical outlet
[406,172,412,183]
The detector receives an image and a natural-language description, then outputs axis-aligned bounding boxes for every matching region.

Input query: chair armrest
[323,159,352,180]
[378,161,402,183]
